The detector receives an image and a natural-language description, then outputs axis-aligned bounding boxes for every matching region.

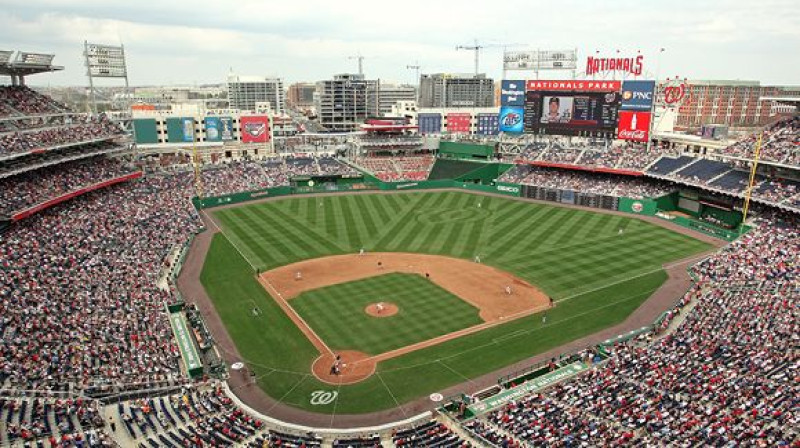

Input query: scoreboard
[521,80,622,137]
[524,91,620,136]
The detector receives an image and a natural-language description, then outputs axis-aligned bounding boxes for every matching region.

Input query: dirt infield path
[177,189,726,428]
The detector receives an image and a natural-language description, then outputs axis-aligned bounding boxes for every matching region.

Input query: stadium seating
[647,155,696,175]
[392,420,471,448]
[0,81,797,446]
[0,86,67,116]
[0,395,112,446]
[453,213,798,446]
[717,116,799,166]
[0,173,201,392]
[0,120,122,156]
[0,156,135,215]
[499,164,674,199]
[354,155,434,181]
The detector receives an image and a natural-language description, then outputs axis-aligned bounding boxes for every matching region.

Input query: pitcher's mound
[311,350,375,385]
[365,302,399,317]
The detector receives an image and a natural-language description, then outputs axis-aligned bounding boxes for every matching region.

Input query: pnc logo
[623,90,653,101]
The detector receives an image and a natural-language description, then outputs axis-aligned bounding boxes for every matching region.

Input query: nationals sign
[240,115,270,143]
[617,110,651,142]
[586,55,644,76]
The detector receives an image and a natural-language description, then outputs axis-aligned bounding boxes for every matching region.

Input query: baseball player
[295,271,302,281]
[505,285,512,295]
[376,302,385,314]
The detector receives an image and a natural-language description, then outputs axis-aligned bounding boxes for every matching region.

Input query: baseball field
[199,190,711,414]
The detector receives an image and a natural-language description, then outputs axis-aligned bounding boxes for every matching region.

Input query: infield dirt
[258,252,552,383]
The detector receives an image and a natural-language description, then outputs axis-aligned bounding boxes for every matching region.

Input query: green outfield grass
[290,273,482,355]
[200,191,712,414]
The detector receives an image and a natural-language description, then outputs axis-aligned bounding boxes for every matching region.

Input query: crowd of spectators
[0,140,125,179]
[392,420,470,447]
[117,385,265,446]
[507,138,666,171]
[0,156,134,215]
[354,155,434,181]
[0,86,67,116]
[187,156,362,198]
[1,395,111,446]
[753,177,800,205]
[318,156,359,177]
[0,172,201,392]
[499,165,674,199]
[201,161,277,198]
[462,213,798,446]
[717,116,799,166]
[0,118,122,157]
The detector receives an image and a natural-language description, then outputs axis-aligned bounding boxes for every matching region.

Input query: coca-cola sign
[617,111,651,142]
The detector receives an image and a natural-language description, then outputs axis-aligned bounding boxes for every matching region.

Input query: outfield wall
[194,178,522,208]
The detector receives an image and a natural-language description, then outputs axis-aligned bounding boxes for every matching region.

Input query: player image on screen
[540,96,574,124]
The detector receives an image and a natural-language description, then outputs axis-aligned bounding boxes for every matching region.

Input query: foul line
[266,374,309,414]
[376,372,408,419]
[203,208,261,272]
[437,360,476,386]
[257,275,335,357]
[556,248,715,305]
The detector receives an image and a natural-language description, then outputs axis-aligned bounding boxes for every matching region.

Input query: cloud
[0,0,797,86]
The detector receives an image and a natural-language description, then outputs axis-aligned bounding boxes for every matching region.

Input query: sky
[1,0,798,87]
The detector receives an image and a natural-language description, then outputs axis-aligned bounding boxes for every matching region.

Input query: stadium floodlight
[84,41,130,113]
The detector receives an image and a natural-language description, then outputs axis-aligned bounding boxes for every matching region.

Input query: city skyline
[1,0,799,87]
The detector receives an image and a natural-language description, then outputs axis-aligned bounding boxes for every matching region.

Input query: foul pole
[740,131,763,232]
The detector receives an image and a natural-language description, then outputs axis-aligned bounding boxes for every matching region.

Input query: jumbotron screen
[523,80,621,136]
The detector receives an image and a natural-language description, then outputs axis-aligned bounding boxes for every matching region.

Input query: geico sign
[497,185,520,193]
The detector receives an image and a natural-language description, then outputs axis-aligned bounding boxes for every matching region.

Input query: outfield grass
[291,273,482,355]
[201,191,712,414]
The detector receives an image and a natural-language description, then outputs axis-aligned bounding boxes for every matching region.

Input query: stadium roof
[0,50,64,78]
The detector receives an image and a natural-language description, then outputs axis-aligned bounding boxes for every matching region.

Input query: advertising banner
[180,117,194,142]
[240,115,270,143]
[526,80,621,92]
[468,362,589,415]
[204,117,221,142]
[133,119,159,144]
[620,80,656,111]
[446,113,471,133]
[476,114,499,135]
[418,113,442,134]
[501,80,525,106]
[617,110,651,142]
[499,106,524,133]
[219,116,234,141]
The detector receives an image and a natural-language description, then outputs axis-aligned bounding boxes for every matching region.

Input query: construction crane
[456,39,523,75]
[406,61,421,85]
[348,54,365,76]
